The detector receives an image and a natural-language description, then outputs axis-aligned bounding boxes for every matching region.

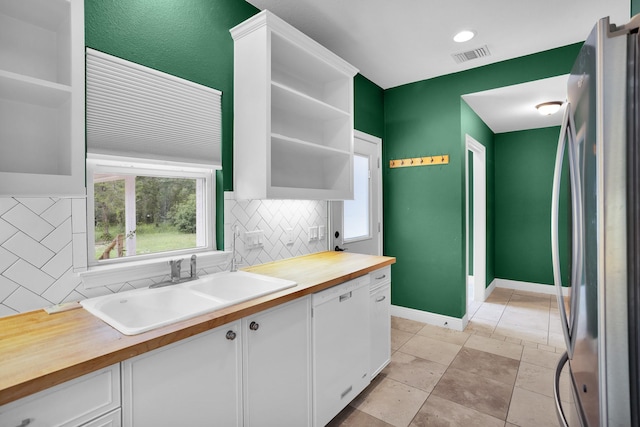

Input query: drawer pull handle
[375,274,386,280]
[340,385,353,399]
[226,330,237,340]
[249,321,260,331]
[339,291,352,302]
[17,419,32,427]
[376,295,386,302]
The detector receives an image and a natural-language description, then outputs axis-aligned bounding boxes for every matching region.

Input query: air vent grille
[452,45,491,63]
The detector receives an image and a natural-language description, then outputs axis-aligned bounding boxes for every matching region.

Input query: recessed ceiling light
[453,30,475,43]
[535,101,563,115]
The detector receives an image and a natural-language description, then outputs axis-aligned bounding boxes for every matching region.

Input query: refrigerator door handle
[554,351,571,427]
[552,104,574,358]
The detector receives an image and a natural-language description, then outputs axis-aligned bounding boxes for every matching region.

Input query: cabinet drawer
[0,364,120,427]
[370,266,391,288]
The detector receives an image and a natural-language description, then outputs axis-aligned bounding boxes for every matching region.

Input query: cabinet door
[243,297,312,427]
[122,322,242,427]
[370,283,391,378]
[81,409,121,427]
[0,365,120,427]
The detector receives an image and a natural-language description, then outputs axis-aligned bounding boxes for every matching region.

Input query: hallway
[329,287,572,426]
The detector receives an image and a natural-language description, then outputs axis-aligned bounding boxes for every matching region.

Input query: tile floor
[328,286,575,427]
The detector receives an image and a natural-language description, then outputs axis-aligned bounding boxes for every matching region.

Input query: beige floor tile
[449,347,520,386]
[515,361,571,401]
[508,292,551,308]
[391,316,426,334]
[507,387,561,427]
[431,367,512,420]
[521,346,563,370]
[464,317,497,335]
[399,335,462,366]
[409,395,504,427]
[416,323,470,346]
[484,293,511,305]
[472,303,506,322]
[494,323,548,345]
[464,334,523,360]
[538,343,556,352]
[499,307,550,331]
[391,328,414,351]
[327,406,394,427]
[350,377,429,427]
[548,332,567,349]
[382,351,447,393]
[505,336,522,345]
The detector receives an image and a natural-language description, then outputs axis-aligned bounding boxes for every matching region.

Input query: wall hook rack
[389,154,449,169]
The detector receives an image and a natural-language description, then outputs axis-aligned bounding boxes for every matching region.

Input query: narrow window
[344,154,371,241]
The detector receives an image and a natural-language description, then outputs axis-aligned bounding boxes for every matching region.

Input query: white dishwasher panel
[312,276,370,427]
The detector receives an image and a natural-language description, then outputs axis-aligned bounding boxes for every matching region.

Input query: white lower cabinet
[0,364,120,427]
[370,282,391,378]
[312,277,370,427]
[122,321,242,427]
[82,409,121,427]
[243,297,312,427]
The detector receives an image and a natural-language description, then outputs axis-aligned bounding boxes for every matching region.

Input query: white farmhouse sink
[185,271,297,302]
[81,286,228,336]
[81,271,297,335]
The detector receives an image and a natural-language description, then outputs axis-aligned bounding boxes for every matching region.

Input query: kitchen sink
[80,286,229,335]
[184,271,297,302]
[80,271,297,335]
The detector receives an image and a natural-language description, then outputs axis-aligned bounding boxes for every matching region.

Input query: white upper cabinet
[0,0,85,197]
[231,10,358,200]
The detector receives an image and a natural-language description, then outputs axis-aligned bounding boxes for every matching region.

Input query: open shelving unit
[0,0,85,196]
[231,10,358,200]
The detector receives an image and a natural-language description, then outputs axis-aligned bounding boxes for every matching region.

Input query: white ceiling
[246,0,630,132]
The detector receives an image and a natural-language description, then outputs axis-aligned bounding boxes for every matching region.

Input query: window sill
[79,251,232,290]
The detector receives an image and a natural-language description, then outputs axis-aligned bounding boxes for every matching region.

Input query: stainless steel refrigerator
[551,15,640,427]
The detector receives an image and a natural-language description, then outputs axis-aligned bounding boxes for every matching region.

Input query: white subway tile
[16,198,55,215]
[1,204,55,241]
[3,259,55,294]
[2,232,55,268]
[41,198,72,227]
[71,198,87,233]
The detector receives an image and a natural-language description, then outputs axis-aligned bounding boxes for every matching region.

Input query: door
[331,131,382,255]
[243,297,312,427]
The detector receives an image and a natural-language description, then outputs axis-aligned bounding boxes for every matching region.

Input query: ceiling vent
[452,45,491,64]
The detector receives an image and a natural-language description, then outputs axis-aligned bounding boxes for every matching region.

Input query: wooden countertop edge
[0,252,395,406]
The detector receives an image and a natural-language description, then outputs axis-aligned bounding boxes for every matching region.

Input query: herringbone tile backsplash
[0,194,327,318]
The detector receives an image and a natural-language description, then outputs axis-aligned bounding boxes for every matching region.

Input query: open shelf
[231,10,357,200]
[0,0,83,196]
[270,137,351,193]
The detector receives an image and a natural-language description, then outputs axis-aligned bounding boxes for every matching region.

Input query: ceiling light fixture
[535,101,563,115]
[453,30,475,43]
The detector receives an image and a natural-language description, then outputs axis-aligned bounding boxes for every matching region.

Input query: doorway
[330,130,382,256]
[466,134,487,307]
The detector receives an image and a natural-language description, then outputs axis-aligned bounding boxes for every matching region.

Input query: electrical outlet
[244,230,264,249]
[285,228,294,245]
[318,225,326,239]
[308,226,318,242]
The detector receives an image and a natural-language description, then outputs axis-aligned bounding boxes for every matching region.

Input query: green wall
[494,127,570,285]
[384,44,581,318]
[354,74,385,138]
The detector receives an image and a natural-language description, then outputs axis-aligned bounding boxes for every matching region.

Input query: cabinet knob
[375,295,386,302]
[16,420,32,427]
[249,321,260,331]
[226,330,237,340]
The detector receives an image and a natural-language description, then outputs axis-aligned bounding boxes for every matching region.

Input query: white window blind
[85,48,222,166]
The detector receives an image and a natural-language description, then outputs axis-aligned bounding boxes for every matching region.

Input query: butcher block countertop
[0,251,395,406]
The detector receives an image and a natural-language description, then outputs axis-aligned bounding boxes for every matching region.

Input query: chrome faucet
[190,254,197,279]
[230,224,240,272]
[169,259,182,283]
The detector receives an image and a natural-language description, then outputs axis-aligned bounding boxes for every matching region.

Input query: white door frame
[466,134,486,304]
[328,130,383,255]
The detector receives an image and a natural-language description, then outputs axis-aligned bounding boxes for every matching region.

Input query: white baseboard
[391,304,467,332]
[493,278,569,296]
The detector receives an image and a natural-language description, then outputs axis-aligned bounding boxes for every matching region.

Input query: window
[344,154,371,241]
[87,156,215,266]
